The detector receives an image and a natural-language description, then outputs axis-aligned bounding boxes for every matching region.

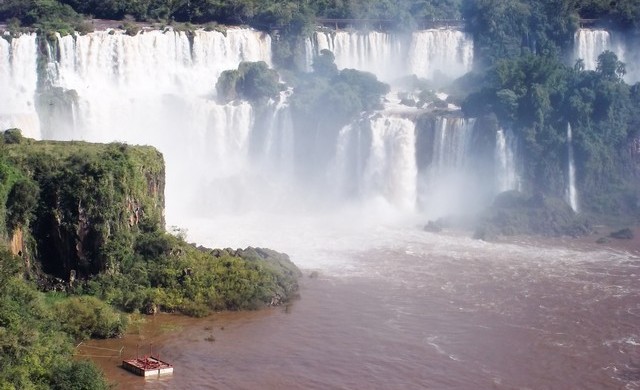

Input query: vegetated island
[0,128,301,389]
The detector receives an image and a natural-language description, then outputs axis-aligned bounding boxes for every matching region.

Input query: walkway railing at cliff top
[314,18,601,30]
[315,18,465,30]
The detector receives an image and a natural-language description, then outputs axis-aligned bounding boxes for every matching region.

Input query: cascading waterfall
[495,128,520,192]
[37,28,271,218]
[306,31,404,82]
[565,123,579,212]
[574,29,613,70]
[1,27,510,221]
[259,89,295,176]
[306,29,473,82]
[0,34,41,139]
[431,117,474,171]
[332,116,417,210]
[417,117,480,218]
[364,116,417,210]
[408,29,474,80]
[573,28,640,82]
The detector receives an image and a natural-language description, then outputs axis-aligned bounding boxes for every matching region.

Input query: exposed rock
[610,228,634,240]
[423,220,443,233]
[474,190,592,239]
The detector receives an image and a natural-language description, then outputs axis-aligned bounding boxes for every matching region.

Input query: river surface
[83,216,640,389]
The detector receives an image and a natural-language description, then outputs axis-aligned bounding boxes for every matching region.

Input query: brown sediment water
[82,229,640,389]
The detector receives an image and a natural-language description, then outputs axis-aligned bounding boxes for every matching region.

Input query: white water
[574,29,615,71]
[36,28,271,217]
[0,34,41,139]
[418,117,480,218]
[4,28,523,226]
[574,28,639,82]
[306,29,473,82]
[495,128,520,192]
[408,29,474,81]
[332,116,417,211]
[566,123,579,212]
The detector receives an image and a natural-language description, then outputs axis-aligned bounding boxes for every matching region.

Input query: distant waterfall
[332,116,417,210]
[574,29,612,70]
[495,128,520,192]
[416,117,482,217]
[256,89,295,176]
[306,31,404,82]
[0,34,41,139]
[565,123,579,212]
[306,29,473,82]
[34,28,271,217]
[430,117,474,171]
[408,30,474,80]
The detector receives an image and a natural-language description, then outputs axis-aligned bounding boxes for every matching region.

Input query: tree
[5,178,39,231]
[596,50,626,82]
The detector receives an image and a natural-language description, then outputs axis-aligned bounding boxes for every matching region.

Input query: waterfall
[573,29,634,75]
[307,29,473,82]
[574,29,611,71]
[307,31,405,82]
[431,117,474,171]
[416,117,481,218]
[495,128,520,192]
[257,89,295,176]
[34,28,271,217]
[565,123,579,212]
[0,34,41,139]
[332,116,417,210]
[409,29,474,80]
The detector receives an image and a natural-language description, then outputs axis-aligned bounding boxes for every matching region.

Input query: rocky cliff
[1,130,165,279]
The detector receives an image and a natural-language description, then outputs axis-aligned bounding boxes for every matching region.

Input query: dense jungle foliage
[460,50,640,217]
[0,248,111,389]
[2,0,638,33]
[0,133,301,388]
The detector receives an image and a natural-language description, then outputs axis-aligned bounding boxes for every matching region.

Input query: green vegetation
[0,247,110,389]
[216,61,284,104]
[461,50,640,220]
[0,133,300,314]
[0,132,301,388]
[290,49,389,128]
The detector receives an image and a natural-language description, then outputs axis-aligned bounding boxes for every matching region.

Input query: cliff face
[1,135,165,279]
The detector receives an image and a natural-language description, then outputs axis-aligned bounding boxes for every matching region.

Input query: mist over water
[2,27,640,389]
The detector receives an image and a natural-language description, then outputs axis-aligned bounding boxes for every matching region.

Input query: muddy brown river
[83,220,640,389]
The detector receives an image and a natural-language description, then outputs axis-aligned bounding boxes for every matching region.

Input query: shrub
[50,360,110,390]
[3,128,23,144]
[54,295,128,340]
[216,61,283,103]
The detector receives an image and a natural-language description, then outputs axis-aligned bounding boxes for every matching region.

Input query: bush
[216,61,283,103]
[3,128,23,144]
[54,295,128,340]
[5,178,39,230]
[50,360,110,390]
